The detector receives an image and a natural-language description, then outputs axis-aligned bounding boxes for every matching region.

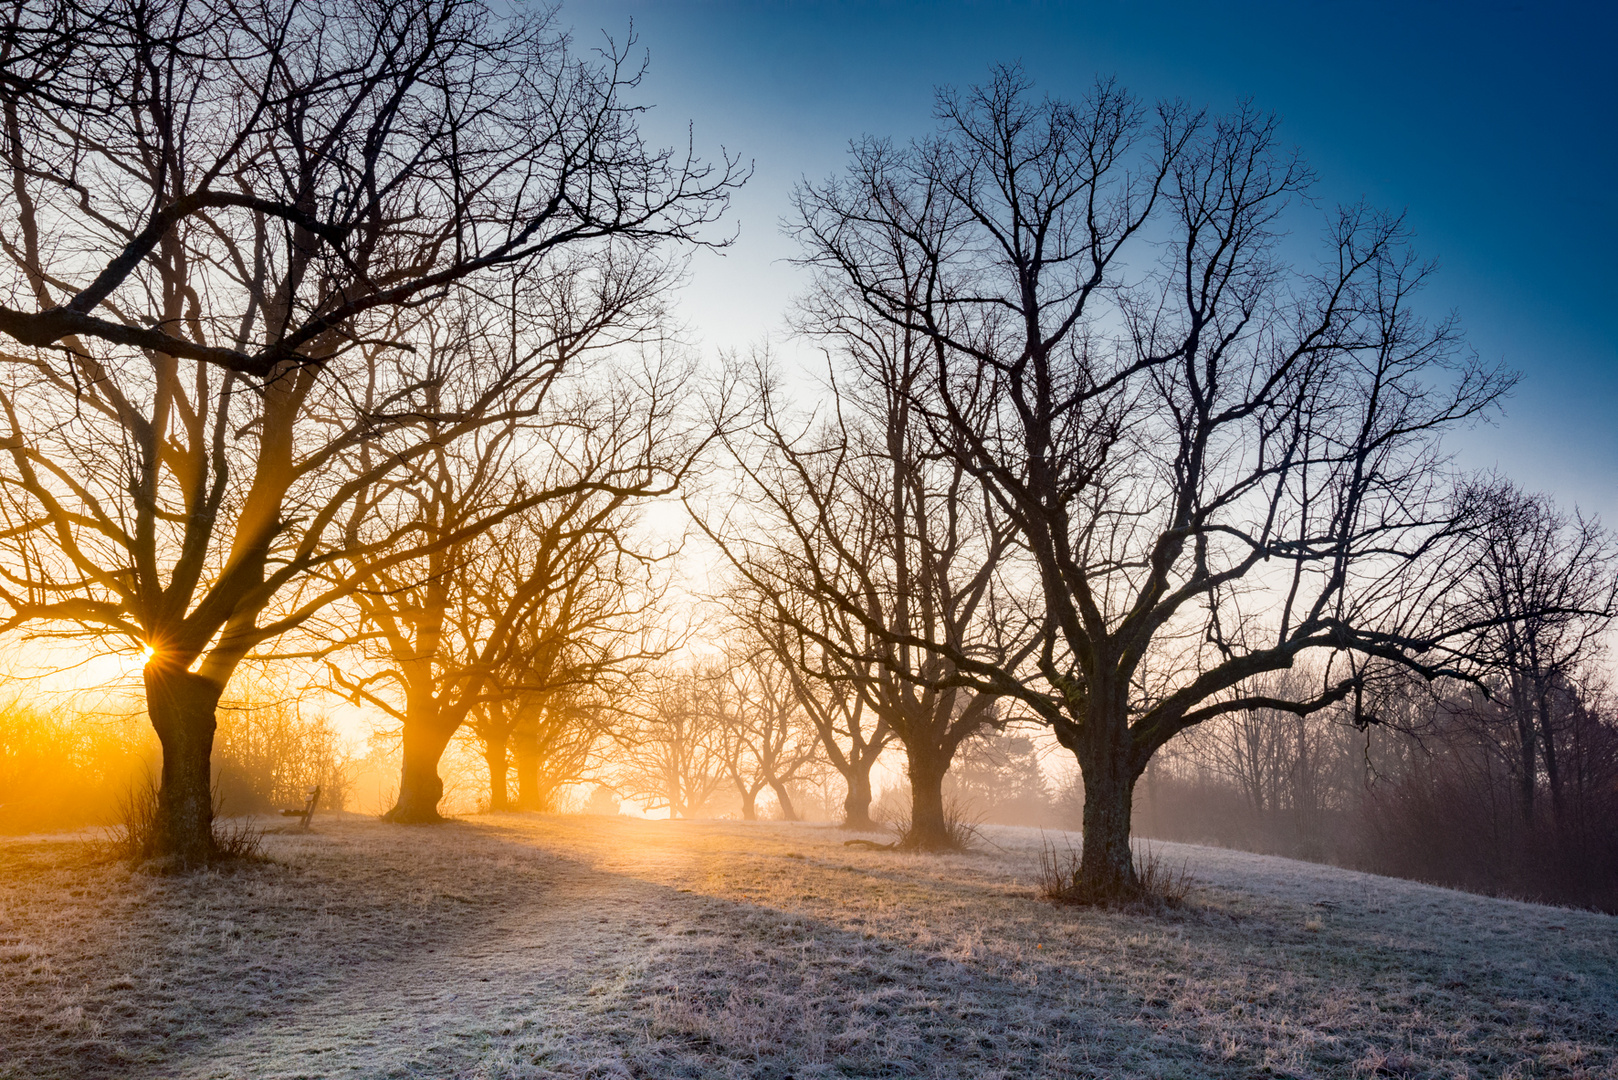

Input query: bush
[212,684,352,815]
[0,699,154,834]
[0,674,352,834]
[102,773,264,867]
[1354,749,1618,913]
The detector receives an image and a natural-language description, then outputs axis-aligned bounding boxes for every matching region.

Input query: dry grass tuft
[100,773,161,864]
[1038,834,1192,909]
[99,776,264,870]
[208,815,265,864]
[886,796,982,852]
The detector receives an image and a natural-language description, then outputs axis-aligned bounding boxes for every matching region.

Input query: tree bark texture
[842,767,877,830]
[513,722,541,811]
[1076,751,1139,900]
[768,779,799,822]
[386,722,456,823]
[144,664,224,866]
[904,747,951,850]
[485,736,511,812]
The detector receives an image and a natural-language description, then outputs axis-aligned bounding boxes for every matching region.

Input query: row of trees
[692,68,1615,900]
[0,0,741,863]
[1136,666,1618,911]
[0,1,1611,907]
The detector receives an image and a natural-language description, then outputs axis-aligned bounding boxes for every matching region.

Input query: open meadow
[2,815,1613,1080]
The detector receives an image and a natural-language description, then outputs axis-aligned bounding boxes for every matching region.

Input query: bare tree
[1452,480,1617,824]
[791,68,1513,896]
[615,660,731,819]
[747,600,891,828]
[473,509,666,814]
[329,376,677,823]
[702,342,1032,848]
[710,642,821,821]
[0,0,739,863]
[482,686,613,814]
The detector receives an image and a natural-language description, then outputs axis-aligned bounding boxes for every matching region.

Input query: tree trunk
[145,664,224,866]
[1536,685,1565,827]
[485,734,510,813]
[904,747,951,850]
[739,787,758,821]
[842,765,877,830]
[768,778,799,822]
[1076,746,1139,900]
[386,722,455,823]
[1512,678,1537,824]
[513,720,541,810]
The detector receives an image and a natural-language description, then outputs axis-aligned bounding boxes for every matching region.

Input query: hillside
[2,815,1613,1079]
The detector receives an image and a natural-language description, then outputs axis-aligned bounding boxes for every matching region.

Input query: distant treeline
[1132,676,1618,913]
[0,685,351,835]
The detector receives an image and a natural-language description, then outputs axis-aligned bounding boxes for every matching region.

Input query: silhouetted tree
[1452,479,1617,824]
[615,661,731,819]
[710,642,821,820]
[791,68,1512,897]
[747,601,892,828]
[0,0,739,863]
[702,343,1033,849]
[474,510,665,815]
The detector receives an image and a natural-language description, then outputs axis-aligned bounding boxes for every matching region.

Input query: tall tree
[0,0,739,863]
[746,598,891,829]
[615,660,730,819]
[791,68,1512,897]
[329,372,676,823]
[473,503,665,815]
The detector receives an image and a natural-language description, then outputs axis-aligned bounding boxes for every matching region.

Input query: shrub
[0,699,154,834]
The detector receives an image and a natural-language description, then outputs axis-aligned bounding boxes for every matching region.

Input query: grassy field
[1,814,1613,1079]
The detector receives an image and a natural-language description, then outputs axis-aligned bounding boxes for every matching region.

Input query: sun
[142,644,155,663]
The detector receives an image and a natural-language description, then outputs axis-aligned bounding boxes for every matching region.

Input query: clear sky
[568,0,1616,520]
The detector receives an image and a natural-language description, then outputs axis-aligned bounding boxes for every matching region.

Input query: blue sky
[571,0,1616,519]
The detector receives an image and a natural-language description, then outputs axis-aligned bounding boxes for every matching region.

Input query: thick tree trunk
[739,787,758,821]
[768,778,799,822]
[386,722,455,823]
[1076,748,1139,900]
[513,721,541,810]
[841,765,877,830]
[485,735,510,813]
[904,746,951,850]
[144,664,224,866]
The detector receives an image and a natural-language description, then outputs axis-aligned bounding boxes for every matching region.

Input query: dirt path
[3,815,1614,1079]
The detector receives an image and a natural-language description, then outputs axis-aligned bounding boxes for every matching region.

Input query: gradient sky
[569,0,1616,519]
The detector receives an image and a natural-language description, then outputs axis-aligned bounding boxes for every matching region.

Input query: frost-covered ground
[1,814,1613,1079]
